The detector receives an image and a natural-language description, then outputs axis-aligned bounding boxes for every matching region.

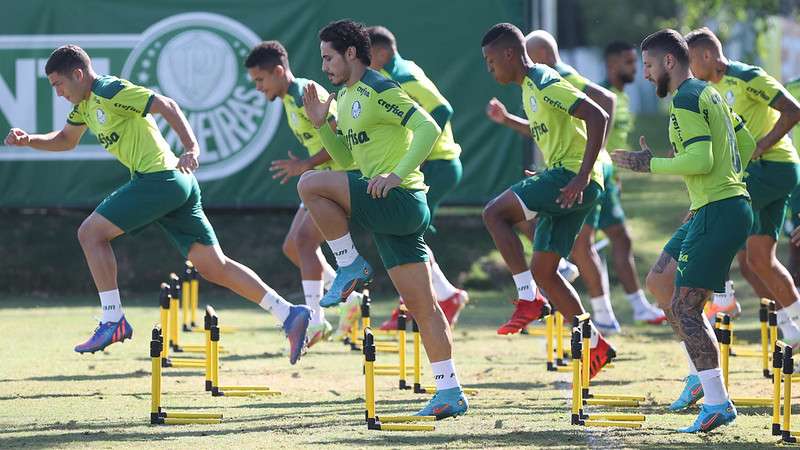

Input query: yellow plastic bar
[419,385,478,395]
[730,350,761,357]
[556,311,565,363]
[182,280,191,328]
[162,418,221,425]
[584,399,641,407]
[376,423,435,431]
[545,313,554,368]
[151,356,161,414]
[164,412,223,419]
[582,420,642,428]
[374,364,415,369]
[205,330,212,386]
[588,393,646,401]
[556,366,572,373]
[585,413,645,421]
[380,415,436,422]
[365,358,376,421]
[160,307,170,359]
[219,391,281,397]
[218,386,274,391]
[581,329,590,391]
[783,359,792,436]
[190,278,199,326]
[169,297,180,347]
[774,352,783,432]
[571,356,581,416]
[399,327,407,385]
[211,339,220,388]
[414,327,422,386]
[731,397,772,406]
[720,320,730,390]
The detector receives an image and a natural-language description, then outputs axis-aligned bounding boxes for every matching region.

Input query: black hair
[481,22,525,52]
[245,41,290,71]
[367,25,396,49]
[603,41,635,60]
[45,44,91,76]
[319,19,371,66]
[640,29,689,66]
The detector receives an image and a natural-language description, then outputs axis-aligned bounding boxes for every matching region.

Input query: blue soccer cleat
[669,374,704,411]
[415,387,469,420]
[320,256,373,308]
[678,400,737,433]
[74,315,133,354]
[283,305,312,365]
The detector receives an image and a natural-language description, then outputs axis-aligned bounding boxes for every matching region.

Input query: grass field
[0,172,794,448]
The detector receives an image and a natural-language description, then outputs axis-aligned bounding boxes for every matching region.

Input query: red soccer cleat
[589,334,617,380]
[438,290,469,326]
[497,293,547,335]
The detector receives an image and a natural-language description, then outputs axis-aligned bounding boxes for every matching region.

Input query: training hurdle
[769,341,799,443]
[717,313,775,407]
[408,317,479,396]
[570,313,645,428]
[176,262,238,336]
[346,290,400,354]
[543,306,572,373]
[362,328,436,431]
[715,300,776,380]
[150,326,222,425]
[158,283,206,369]
[205,305,281,398]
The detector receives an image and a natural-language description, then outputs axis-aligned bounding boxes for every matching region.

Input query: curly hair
[45,45,91,76]
[245,41,290,71]
[319,19,371,66]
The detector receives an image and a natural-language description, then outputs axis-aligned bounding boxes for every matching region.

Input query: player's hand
[611,136,653,173]
[486,97,508,124]
[367,173,402,198]
[177,151,199,173]
[557,172,590,209]
[303,84,335,129]
[270,151,311,184]
[5,128,29,146]
[752,140,768,160]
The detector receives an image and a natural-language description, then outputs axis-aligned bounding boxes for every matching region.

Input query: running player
[245,41,362,347]
[613,29,755,432]
[5,45,311,363]
[481,23,615,378]
[298,19,467,418]
[366,25,468,328]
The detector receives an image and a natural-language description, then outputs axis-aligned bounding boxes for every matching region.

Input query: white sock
[777,307,800,342]
[625,289,650,311]
[512,271,536,301]
[430,359,461,391]
[590,294,616,323]
[302,280,324,325]
[712,291,734,308]
[782,300,800,319]
[322,262,336,291]
[99,289,123,323]
[698,368,729,405]
[558,258,570,271]
[258,287,292,323]
[327,233,358,267]
[431,261,459,301]
[680,341,698,375]
[725,280,735,296]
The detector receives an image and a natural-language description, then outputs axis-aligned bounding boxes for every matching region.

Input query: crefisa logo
[121,12,282,181]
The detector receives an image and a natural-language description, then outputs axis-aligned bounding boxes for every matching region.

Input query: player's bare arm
[5,123,86,152]
[149,94,200,173]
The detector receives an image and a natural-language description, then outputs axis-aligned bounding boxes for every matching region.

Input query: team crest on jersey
[352,100,362,118]
[290,111,298,125]
[529,96,538,112]
[120,12,281,181]
[725,90,735,105]
[96,108,106,125]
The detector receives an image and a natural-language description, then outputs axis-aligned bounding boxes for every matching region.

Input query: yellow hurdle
[157,283,206,369]
[410,318,479,396]
[150,326,222,425]
[570,313,645,428]
[717,313,774,407]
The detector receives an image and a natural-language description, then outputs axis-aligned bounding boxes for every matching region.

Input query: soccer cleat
[415,387,469,420]
[634,303,668,325]
[306,319,333,348]
[332,292,362,341]
[320,256,373,308]
[74,315,133,354]
[497,293,548,335]
[558,259,580,283]
[283,305,312,365]
[704,299,741,321]
[589,334,616,380]
[678,400,737,433]
[668,375,704,411]
[593,317,622,336]
[438,289,469,326]
[378,306,405,331]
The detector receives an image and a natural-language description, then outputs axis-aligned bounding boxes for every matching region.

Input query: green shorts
[421,158,463,221]
[663,196,752,292]
[510,167,603,258]
[791,184,800,228]
[95,170,218,257]
[745,160,800,240]
[584,162,625,230]
[347,172,430,269]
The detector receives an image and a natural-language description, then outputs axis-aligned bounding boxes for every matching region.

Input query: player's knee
[194,259,225,285]
[482,199,504,229]
[282,233,297,259]
[746,248,770,272]
[297,171,321,202]
[77,218,104,246]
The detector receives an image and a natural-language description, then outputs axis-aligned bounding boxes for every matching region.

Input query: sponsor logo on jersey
[377,98,404,117]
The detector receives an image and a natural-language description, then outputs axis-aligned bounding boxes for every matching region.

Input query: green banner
[0,0,528,207]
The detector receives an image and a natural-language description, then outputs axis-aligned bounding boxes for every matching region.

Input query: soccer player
[5,45,311,363]
[481,23,615,378]
[298,19,467,418]
[525,30,665,332]
[366,25,468,328]
[685,28,800,333]
[245,41,362,347]
[784,77,800,287]
[612,29,755,432]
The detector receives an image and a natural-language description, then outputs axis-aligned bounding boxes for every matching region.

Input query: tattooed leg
[672,287,719,371]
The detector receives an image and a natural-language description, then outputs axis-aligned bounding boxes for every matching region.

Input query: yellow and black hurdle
[717,312,776,407]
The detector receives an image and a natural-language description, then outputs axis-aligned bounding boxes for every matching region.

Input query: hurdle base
[151,411,222,425]
[730,397,771,406]
[583,399,641,407]
[773,423,782,436]
[581,420,643,428]
[585,392,646,401]
[783,430,798,443]
[417,384,479,395]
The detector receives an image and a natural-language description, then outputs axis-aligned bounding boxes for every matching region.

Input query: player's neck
[669,69,692,92]
[608,72,625,91]
[346,64,367,87]
[82,72,98,101]
[280,71,295,99]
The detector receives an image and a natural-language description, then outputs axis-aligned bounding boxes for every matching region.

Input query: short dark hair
[684,27,722,51]
[481,23,525,52]
[245,41,290,71]
[603,41,635,60]
[640,29,689,66]
[45,45,91,76]
[367,25,396,49]
[319,19,371,66]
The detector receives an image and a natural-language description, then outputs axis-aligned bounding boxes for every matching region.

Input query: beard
[656,70,671,98]
[620,72,635,84]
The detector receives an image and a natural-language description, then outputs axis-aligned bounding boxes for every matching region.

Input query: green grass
[0,172,794,448]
